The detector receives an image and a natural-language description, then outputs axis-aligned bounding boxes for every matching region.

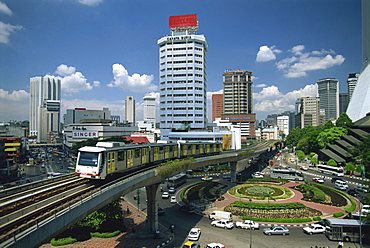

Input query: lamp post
[249,198,252,248]
[360,207,362,247]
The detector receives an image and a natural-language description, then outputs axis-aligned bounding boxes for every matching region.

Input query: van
[209,211,233,221]
[335,180,348,190]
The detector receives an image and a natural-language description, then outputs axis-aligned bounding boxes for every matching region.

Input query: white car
[201,176,213,181]
[251,172,263,178]
[361,205,370,214]
[303,224,326,235]
[170,196,177,203]
[300,166,308,171]
[235,220,260,229]
[161,192,169,199]
[168,186,176,193]
[188,227,201,241]
[312,178,325,184]
[205,243,225,248]
[211,219,234,229]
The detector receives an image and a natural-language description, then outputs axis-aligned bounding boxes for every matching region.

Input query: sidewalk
[39,200,173,248]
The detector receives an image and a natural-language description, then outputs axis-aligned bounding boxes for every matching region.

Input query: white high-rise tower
[158,14,207,139]
[143,94,156,123]
[30,76,61,143]
[125,96,135,124]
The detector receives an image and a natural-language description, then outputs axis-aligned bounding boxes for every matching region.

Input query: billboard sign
[72,131,98,139]
[169,14,197,28]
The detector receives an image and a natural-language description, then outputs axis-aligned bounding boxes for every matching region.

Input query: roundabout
[231,184,294,201]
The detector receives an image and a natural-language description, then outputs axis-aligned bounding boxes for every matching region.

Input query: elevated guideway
[1,142,274,248]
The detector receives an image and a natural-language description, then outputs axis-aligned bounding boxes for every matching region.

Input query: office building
[316,78,339,122]
[220,69,255,141]
[29,76,61,143]
[64,108,111,125]
[347,73,359,101]
[277,115,289,136]
[212,93,223,122]
[295,97,324,128]
[346,0,370,122]
[158,14,207,139]
[339,93,349,114]
[125,96,135,124]
[143,94,156,123]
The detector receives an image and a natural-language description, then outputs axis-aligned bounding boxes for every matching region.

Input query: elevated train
[75,141,223,179]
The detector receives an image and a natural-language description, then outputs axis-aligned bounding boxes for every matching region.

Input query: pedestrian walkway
[39,200,173,248]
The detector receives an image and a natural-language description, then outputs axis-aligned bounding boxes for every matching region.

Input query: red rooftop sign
[169,14,197,28]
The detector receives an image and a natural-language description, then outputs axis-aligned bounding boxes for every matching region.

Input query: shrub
[245,217,312,223]
[333,212,344,217]
[231,201,305,210]
[90,230,121,238]
[313,216,321,221]
[50,237,77,246]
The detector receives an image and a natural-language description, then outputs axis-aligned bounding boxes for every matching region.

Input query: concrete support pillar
[146,183,160,233]
[230,161,237,183]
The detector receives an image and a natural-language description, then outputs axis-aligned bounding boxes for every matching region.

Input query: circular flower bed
[230,184,293,200]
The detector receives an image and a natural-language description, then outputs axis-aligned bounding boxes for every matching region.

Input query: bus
[324,219,370,244]
[269,168,304,181]
[167,173,187,188]
[317,164,344,176]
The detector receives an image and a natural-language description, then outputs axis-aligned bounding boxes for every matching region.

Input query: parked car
[354,185,369,193]
[187,228,201,241]
[263,225,290,235]
[179,205,196,214]
[182,241,201,248]
[168,186,176,193]
[161,192,169,199]
[205,243,225,248]
[312,178,325,183]
[235,219,260,229]
[303,224,326,235]
[170,196,177,203]
[211,220,234,229]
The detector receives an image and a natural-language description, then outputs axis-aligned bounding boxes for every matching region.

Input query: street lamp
[249,198,252,248]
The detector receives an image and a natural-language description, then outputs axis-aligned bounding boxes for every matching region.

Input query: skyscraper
[221,69,255,141]
[346,0,370,122]
[295,97,324,128]
[29,76,61,143]
[211,93,223,122]
[158,14,207,139]
[125,96,135,124]
[143,94,156,123]
[347,73,359,101]
[316,78,339,122]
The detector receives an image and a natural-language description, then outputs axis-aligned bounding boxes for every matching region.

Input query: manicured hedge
[90,230,121,238]
[50,237,77,246]
[243,217,312,223]
[231,201,305,210]
[333,212,345,217]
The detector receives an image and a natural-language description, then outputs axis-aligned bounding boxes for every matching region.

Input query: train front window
[78,152,99,166]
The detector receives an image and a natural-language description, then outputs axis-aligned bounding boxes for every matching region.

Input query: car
[347,189,358,196]
[211,219,234,229]
[222,175,231,179]
[251,172,263,178]
[235,219,260,229]
[170,196,177,203]
[168,186,176,193]
[300,166,308,171]
[187,227,201,241]
[255,171,265,175]
[303,224,326,235]
[361,205,370,214]
[182,241,201,248]
[331,177,342,183]
[179,205,196,213]
[263,225,290,235]
[312,178,325,183]
[201,176,213,181]
[161,192,169,199]
[158,207,165,216]
[205,243,225,248]
[354,185,369,193]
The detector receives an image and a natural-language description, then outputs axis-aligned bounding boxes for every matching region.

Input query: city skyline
[0,0,362,122]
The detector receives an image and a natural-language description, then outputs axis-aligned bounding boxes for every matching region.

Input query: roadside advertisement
[222,134,232,150]
[269,159,280,167]
[72,131,98,139]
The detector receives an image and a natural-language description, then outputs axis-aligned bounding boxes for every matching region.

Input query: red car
[312,178,325,183]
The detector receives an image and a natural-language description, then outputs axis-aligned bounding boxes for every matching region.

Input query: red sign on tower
[169,14,197,28]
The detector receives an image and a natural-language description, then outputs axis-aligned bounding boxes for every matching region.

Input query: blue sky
[0,0,363,123]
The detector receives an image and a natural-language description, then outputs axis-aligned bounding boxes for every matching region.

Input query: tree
[316,127,348,149]
[324,120,335,129]
[327,159,337,166]
[344,162,356,172]
[349,135,370,177]
[336,112,353,129]
[296,150,305,161]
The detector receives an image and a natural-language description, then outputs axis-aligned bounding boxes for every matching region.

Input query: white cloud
[253,84,317,114]
[0,89,29,121]
[0,21,23,43]
[0,2,12,15]
[55,64,76,76]
[276,45,345,78]
[77,0,104,6]
[256,45,281,62]
[254,83,267,88]
[108,63,157,93]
